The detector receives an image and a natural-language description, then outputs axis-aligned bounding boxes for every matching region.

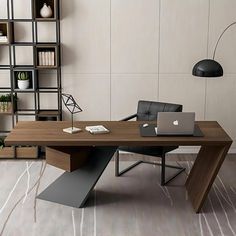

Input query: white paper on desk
[85,125,110,134]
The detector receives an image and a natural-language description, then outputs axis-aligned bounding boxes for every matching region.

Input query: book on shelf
[38,51,55,66]
[0,36,8,42]
[85,125,110,134]
[51,51,55,66]
[38,52,42,66]
[45,51,49,66]
[41,52,45,66]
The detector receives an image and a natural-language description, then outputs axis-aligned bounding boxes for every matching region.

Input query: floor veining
[0,157,235,236]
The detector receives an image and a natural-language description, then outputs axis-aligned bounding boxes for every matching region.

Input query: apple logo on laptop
[173,120,179,126]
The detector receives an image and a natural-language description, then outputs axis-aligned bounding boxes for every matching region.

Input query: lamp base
[63,127,82,134]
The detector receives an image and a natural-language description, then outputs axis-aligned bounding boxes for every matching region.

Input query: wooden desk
[5,121,232,213]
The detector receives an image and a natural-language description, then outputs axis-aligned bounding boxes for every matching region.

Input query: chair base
[115,152,185,186]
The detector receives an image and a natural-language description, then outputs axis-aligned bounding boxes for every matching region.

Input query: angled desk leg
[186,144,231,213]
[37,146,117,208]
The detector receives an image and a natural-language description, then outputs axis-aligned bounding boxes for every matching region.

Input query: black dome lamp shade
[192,59,223,77]
[192,22,236,78]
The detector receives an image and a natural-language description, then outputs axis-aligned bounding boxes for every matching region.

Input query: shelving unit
[0,0,62,159]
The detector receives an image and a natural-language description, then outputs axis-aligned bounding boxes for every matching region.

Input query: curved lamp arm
[213,21,236,60]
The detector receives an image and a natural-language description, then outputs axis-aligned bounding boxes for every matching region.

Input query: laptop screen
[157,112,195,135]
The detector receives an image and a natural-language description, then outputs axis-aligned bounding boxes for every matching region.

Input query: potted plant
[0,94,17,112]
[17,71,30,89]
[0,95,7,112]
[0,137,4,149]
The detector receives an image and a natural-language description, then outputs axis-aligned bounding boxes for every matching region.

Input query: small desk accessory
[85,125,110,134]
[61,93,82,134]
[140,124,204,137]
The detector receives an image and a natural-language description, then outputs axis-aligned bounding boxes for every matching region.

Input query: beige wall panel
[61,0,110,74]
[159,0,209,74]
[38,93,58,110]
[111,0,159,73]
[17,115,35,121]
[37,22,56,43]
[0,117,12,131]
[62,74,110,121]
[0,71,10,87]
[0,46,9,65]
[38,73,57,87]
[13,0,32,19]
[206,75,236,140]
[17,93,35,110]
[15,46,33,65]
[0,0,7,19]
[14,22,32,42]
[111,74,158,120]
[159,74,205,120]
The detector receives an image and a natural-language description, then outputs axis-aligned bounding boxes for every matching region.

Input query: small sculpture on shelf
[40,3,53,18]
[17,72,30,90]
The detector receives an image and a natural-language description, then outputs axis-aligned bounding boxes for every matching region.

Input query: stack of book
[85,125,110,134]
[0,36,8,43]
[38,51,55,66]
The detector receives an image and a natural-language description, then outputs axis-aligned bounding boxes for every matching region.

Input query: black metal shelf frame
[0,0,62,158]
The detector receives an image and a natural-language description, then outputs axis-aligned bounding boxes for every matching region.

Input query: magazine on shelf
[0,36,8,42]
[85,125,110,134]
[38,51,55,66]
[38,52,42,66]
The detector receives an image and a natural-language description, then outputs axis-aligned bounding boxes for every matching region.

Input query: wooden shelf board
[36,66,58,69]
[12,42,35,46]
[13,65,34,69]
[0,147,14,158]
[0,146,38,158]
[10,19,32,22]
[35,18,57,21]
[16,147,38,158]
[35,43,58,47]
[37,110,59,116]
[0,112,13,115]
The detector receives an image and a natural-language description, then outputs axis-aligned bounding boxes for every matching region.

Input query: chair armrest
[120,114,137,121]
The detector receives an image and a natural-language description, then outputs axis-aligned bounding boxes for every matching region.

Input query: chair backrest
[136,100,183,121]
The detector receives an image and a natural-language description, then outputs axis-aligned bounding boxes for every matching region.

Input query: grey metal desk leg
[37,146,117,208]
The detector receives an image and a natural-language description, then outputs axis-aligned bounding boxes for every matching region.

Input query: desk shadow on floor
[83,190,135,208]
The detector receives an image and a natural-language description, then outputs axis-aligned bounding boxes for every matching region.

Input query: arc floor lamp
[192,21,236,77]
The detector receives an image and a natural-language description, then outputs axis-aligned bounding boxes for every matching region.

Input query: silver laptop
[156,112,195,135]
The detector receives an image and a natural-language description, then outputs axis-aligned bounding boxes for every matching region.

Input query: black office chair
[115,100,185,185]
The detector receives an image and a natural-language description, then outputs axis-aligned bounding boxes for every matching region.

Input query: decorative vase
[40,3,53,18]
[18,80,30,90]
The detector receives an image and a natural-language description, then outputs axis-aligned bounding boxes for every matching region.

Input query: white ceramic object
[40,3,53,18]
[18,79,30,90]
[63,127,82,134]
